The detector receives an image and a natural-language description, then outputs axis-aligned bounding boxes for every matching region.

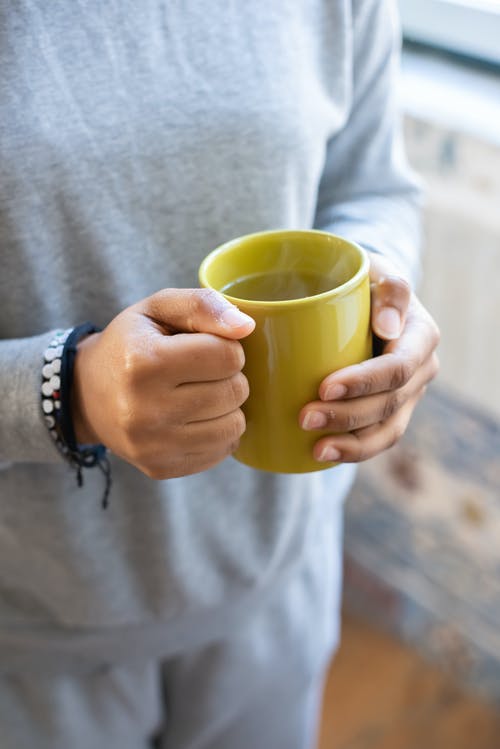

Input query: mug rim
[198,229,370,308]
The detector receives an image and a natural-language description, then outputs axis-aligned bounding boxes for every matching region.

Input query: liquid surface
[221,270,340,301]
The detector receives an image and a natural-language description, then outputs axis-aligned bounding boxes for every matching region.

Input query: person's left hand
[299,253,440,463]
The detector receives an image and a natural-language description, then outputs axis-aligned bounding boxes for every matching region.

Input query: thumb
[139,288,256,340]
[369,255,411,341]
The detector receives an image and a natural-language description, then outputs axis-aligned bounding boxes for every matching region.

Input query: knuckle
[344,410,361,432]
[395,276,411,296]
[385,274,411,297]
[352,433,368,462]
[220,409,246,443]
[352,372,373,398]
[222,340,245,374]
[228,373,250,406]
[195,288,225,317]
[228,438,241,454]
[215,412,245,446]
[390,358,413,390]
[232,409,247,439]
[183,290,215,329]
[121,347,147,384]
[382,392,402,421]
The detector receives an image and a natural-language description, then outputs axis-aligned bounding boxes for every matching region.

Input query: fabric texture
[0,0,420,745]
[0,531,341,748]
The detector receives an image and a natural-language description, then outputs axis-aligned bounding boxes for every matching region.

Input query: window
[400,0,500,66]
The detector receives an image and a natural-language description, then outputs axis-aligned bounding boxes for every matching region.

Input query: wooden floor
[318,614,500,749]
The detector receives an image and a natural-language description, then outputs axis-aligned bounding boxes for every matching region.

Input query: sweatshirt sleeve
[314,0,423,287]
[0,332,66,464]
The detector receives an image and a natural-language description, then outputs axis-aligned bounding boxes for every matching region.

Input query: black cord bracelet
[42,323,112,508]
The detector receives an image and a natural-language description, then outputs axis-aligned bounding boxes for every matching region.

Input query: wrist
[71,332,101,445]
[41,324,112,507]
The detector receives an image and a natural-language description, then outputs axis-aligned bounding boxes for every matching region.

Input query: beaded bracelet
[41,324,111,508]
[42,328,70,447]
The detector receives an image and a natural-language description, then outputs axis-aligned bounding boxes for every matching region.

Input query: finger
[163,333,246,384]
[182,408,246,450]
[319,299,440,401]
[114,409,244,476]
[312,393,421,464]
[300,352,438,432]
[174,373,250,424]
[138,288,255,340]
[139,441,240,480]
[371,274,411,341]
[368,253,411,341]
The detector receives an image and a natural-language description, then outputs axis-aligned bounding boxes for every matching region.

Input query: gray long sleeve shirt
[0,0,420,669]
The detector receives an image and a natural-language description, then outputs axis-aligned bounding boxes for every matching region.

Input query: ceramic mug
[199,229,372,473]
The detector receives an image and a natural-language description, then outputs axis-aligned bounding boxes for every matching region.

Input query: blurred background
[320,1,500,746]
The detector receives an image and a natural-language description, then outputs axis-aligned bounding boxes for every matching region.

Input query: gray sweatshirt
[0,0,420,670]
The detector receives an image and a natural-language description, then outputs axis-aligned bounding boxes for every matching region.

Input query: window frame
[400,0,500,67]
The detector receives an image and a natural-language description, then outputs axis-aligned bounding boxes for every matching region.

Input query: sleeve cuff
[0,332,68,464]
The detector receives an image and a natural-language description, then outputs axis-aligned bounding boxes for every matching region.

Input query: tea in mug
[220,270,339,302]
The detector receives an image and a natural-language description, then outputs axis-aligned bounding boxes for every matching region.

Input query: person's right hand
[71,289,255,479]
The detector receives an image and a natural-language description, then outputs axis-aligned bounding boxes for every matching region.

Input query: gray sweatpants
[0,551,341,749]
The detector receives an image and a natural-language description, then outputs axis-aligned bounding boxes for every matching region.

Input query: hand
[72,289,255,479]
[299,254,440,463]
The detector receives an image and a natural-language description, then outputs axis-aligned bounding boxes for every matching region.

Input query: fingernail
[221,307,254,328]
[323,384,347,401]
[318,445,341,462]
[302,411,328,430]
[376,307,401,340]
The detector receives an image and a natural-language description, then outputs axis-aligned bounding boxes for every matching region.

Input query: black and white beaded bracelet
[42,328,71,451]
[41,324,111,507]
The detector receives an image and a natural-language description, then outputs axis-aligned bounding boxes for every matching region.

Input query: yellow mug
[199,229,372,473]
